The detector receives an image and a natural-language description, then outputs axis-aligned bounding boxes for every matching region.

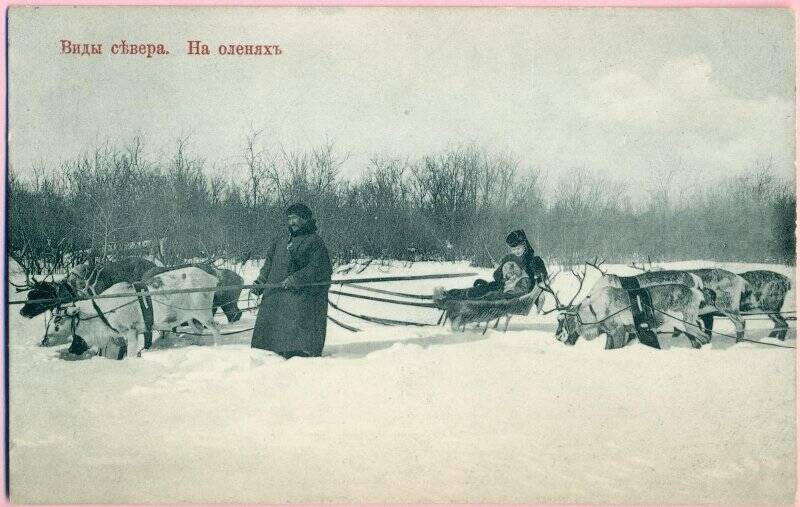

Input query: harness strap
[133,282,154,349]
[619,276,660,349]
[90,298,119,334]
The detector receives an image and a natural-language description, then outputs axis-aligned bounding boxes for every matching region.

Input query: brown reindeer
[739,270,792,340]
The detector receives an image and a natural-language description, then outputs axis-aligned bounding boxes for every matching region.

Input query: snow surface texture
[7,260,797,504]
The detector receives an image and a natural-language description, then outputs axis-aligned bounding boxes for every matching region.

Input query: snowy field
[7,260,797,504]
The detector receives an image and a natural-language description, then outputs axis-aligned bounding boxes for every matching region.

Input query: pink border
[0,2,797,507]
[0,0,797,6]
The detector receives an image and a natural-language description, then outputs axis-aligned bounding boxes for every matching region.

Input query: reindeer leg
[770,313,789,340]
[220,303,231,322]
[493,318,500,329]
[683,331,703,349]
[450,314,463,332]
[622,325,637,347]
[729,312,745,341]
[700,314,714,339]
[604,329,615,349]
[230,303,243,323]
[124,330,141,359]
[202,318,222,347]
[606,326,628,349]
[684,317,708,348]
[767,314,779,338]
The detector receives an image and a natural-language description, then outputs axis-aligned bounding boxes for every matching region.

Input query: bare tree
[243,127,271,208]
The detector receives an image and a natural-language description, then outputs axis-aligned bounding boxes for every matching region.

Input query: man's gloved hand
[250,282,264,296]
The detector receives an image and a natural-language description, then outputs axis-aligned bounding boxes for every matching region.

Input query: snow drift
[6,260,796,504]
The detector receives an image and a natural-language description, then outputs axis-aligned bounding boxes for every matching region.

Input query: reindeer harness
[618,276,660,349]
[132,282,155,349]
[54,282,154,358]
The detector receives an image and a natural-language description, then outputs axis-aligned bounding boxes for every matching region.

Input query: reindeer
[67,257,157,294]
[627,262,754,341]
[738,270,792,340]
[586,259,716,312]
[587,258,705,291]
[543,264,710,349]
[42,267,222,359]
[15,257,157,319]
[143,263,243,323]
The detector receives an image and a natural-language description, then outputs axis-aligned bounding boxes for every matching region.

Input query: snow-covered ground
[7,260,797,504]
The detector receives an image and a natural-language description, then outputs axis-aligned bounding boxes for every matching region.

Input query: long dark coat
[251,225,332,356]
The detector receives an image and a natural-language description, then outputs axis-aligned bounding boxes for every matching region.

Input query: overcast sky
[8,7,795,189]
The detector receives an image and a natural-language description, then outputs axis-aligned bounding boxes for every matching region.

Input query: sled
[435,286,545,333]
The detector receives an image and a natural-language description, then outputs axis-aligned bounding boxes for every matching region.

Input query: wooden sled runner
[436,286,545,333]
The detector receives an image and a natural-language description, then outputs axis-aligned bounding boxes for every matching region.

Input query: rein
[646,304,796,349]
[560,304,634,326]
[90,298,119,333]
[57,298,139,336]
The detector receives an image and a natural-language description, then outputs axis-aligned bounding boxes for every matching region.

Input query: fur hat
[505,229,529,247]
[285,202,313,220]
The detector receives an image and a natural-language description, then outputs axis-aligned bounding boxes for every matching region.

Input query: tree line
[7,135,795,273]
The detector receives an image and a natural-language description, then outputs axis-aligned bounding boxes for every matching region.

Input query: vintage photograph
[5,6,796,504]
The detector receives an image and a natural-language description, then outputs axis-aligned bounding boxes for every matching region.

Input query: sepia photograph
[5,5,797,504]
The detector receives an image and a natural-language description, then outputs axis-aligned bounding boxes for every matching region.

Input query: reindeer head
[12,259,78,318]
[540,265,589,345]
[20,280,76,318]
[41,307,80,347]
[555,311,581,345]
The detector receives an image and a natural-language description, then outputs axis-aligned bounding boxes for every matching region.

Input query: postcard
[6,6,796,504]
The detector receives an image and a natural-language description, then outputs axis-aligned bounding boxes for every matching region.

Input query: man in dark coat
[250,203,332,359]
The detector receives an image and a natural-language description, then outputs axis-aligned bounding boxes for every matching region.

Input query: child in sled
[434,229,547,304]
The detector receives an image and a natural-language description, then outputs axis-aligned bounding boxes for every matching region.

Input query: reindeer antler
[42,262,58,282]
[8,274,35,292]
[538,266,586,314]
[538,273,566,314]
[9,244,40,292]
[82,266,104,295]
[586,256,606,275]
[566,264,588,308]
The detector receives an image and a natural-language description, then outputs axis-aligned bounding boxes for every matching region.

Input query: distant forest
[7,135,796,273]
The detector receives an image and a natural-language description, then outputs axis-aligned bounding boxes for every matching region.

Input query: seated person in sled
[475,259,531,300]
[434,229,548,305]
